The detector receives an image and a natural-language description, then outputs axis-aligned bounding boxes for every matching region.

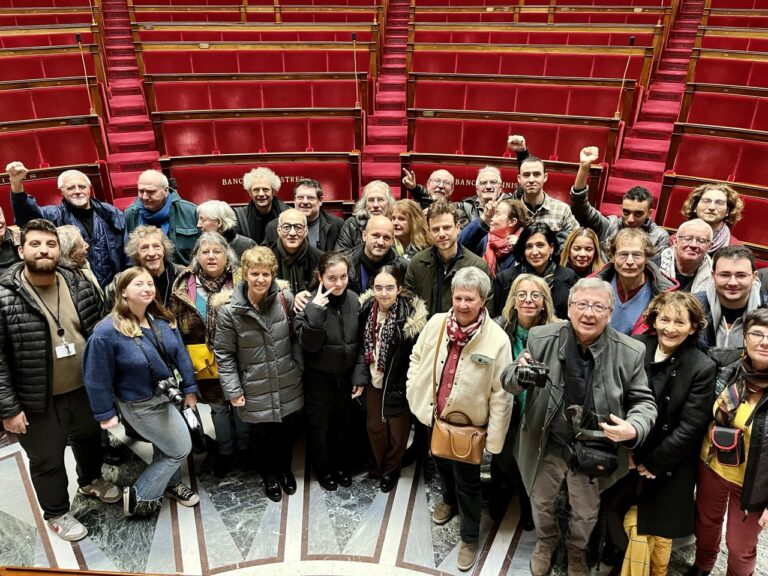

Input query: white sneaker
[78,478,121,503]
[47,512,87,541]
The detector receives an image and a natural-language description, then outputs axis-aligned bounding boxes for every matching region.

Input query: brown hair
[497,199,529,231]
[560,227,605,274]
[426,198,460,226]
[391,198,432,250]
[643,291,707,342]
[608,227,654,259]
[111,267,176,337]
[681,183,744,227]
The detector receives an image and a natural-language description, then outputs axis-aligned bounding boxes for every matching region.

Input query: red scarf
[483,229,512,278]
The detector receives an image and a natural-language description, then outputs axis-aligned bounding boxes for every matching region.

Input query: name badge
[55,342,76,359]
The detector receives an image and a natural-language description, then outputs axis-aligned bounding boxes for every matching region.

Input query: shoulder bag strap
[431,318,448,418]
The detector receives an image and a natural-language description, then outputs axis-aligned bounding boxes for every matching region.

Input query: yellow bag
[187,343,219,380]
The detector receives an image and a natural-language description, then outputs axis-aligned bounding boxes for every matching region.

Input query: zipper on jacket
[380,325,401,423]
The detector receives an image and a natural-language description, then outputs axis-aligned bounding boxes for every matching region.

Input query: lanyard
[27,274,67,343]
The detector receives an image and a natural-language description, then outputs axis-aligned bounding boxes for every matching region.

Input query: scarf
[138,193,172,235]
[196,268,234,349]
[446,306,485,346]
[714,356,768,427]
[363,298,400,372]
[483,228,513,278]
[277,240,310,295]
[520,259,557,289]
[709,224,732,254]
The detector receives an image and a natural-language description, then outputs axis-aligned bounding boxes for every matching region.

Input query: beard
[25,256,58,274]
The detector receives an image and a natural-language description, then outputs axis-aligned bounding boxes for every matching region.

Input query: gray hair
[243,167,281,193]
[56,225,83,267]
[353,180,395,218]
[189,232,238,276]
[451,266,492,300]
[477,165,502,181]
[57,170,91,190]
[138,169,169,190]
[568,277,615,309]
[125,225,175,266]
[197,200,237,232]
[677,218,713,240]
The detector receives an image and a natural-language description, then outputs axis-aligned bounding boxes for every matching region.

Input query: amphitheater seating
[136,28,375,43]
[703,13,768,28]
[679,85,768,132]
[687,49,768,88]
[705,0,768,8]
[0,81,103,121]
[411,29,656,48]
[0,45,105,84]
[696,27,768,52]
[0,28,97,48]
[159,152,360,204]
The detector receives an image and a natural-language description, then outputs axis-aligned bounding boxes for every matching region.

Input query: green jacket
[501,322,657,493]
[404,245,493,317]
[124,191,200,266]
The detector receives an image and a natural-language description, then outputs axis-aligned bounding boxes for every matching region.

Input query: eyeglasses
[373,285,397,293]
[63,184,88,192]
[677,235,711,247]
[699,198,727,208]
[715,272,753,281]
[279,223,306,234]
[515,290,544,302]
[570,301,611,314]
[294,194,319,203]
[614,251,646,263]
[428,178,453,187]
[477,180,501,187]
[745,331,768,345]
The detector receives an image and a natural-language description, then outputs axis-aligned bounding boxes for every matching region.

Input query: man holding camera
[501,277,657,576]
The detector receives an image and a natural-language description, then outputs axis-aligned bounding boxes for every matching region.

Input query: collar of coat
[359,289,428,340]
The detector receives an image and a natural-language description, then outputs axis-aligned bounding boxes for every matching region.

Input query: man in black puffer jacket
[0,219,117,543]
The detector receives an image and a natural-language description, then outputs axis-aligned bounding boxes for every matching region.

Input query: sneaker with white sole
[47,512,87,541]
[123,486,161,518]
[457,540,478,572]
[164,483,199,507]
[78,478,121,503]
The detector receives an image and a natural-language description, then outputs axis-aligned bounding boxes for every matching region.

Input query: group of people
[0,134,766,575]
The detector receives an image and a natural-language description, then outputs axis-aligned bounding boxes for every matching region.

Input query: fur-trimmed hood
[359,288,428,340]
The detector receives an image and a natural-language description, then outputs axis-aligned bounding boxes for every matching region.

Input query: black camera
[516,360,550,388]
[156,377,184,406]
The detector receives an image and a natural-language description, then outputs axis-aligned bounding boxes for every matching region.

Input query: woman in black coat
[296,252,361,492]
[619,292,716,575]
[353,265,428,493]
[492,222,577,319]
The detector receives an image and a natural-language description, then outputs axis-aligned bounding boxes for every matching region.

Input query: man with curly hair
[681,184,744,255]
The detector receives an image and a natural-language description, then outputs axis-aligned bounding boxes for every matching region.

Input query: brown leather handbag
[429,318,487,465]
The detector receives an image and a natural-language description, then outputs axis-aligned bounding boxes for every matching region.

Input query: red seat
[554,126,608,163]
[671,135,737,182]
[192,51,239,73]
[733,195,768,247]
[163,120,216,156]
[411,51,456,73]
[144,52,193,74]
[412,118,463,154]
[455,52,501,74]
[0,131,43,168]
[464,83,514,112]
[694,58,752,86]
[499,52,546,75]
[415,80,466,109]
[460,120,509,156]
[262,81,312,108]
[312,80,357,107]
[515,84,567,115]
[685,93,756,129]
[734,141,768,188]
[309,117,357,151]
[567,86,618,118]
[0,90,35,121]
[214,119,266,154]
[208,81,263,109]
[37,125,100,166]
[260,118,310,152]
[154,82,211,112]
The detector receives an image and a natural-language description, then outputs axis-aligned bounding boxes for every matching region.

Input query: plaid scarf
[483,229,513,278]
[198,268,234,350]
[714,356,768,426]
[446,307,485,346]
[364,298,400,373]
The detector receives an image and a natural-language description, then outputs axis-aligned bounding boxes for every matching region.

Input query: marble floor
[0,418,765,576]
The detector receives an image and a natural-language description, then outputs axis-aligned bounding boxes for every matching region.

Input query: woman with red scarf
[406,266,514,572]
[458,199,527,277]
[353,265,427,493]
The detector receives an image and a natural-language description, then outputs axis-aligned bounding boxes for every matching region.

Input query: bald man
[274,208,323,295]
[347,215,409,294]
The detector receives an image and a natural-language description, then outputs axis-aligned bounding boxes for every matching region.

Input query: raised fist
[580,147,600,166]
[507,135,527,152]
[5,161,28,193]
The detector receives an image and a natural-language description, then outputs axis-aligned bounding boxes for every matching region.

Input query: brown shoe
[457,540,478,572]
[567,545,590,576]
[530,539,556,576]
[431,501,456,525]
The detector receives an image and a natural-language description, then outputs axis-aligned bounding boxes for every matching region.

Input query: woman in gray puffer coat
[214,247,303,503]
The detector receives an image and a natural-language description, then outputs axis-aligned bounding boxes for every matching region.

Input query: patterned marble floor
[0,417,765,576]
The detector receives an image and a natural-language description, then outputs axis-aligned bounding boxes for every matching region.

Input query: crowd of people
[1,134,767,575]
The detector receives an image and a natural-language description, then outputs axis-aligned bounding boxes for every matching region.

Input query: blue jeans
[209,402,250,455]
[119,395,192,502]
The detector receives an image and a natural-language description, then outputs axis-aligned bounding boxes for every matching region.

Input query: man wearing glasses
[263,179,343,252]
[694,245,768,348]
[655,218,713,293]
[681,183,744,255]
[272,208,323,296]
[502,277,656,576]
[593,228,678,335]
[6,161,125,287]
[570,146,669,257]
[124,169,199,266]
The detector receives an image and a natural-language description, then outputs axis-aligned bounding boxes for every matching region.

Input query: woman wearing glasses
[612,292,715,576]
[687,308,768,576]
[491,274,560,528]
[295,252,361,492]
[354,265,427,493]
[492,222,577,319]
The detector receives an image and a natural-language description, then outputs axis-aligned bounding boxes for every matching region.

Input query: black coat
[296,288,360,377]
[492,262,577,319]
[264,210,344,253]
[0,264,103,419]
[352,290,428,419]
[631,334,716,538]
[346,244,410,296]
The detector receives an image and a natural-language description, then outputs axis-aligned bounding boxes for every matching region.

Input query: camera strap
[133,315,181,384]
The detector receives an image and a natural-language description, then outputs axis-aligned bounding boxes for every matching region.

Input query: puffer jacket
[335,214,368,254]
[214,279,303,424]
[296,288,361,375]
[353,289,428,419]
[12,193,125,287]
[0,264,102,419]
[124,190,200,266]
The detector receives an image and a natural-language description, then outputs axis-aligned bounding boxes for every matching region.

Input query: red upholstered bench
[0,31,95,48]
[0,85,93,122]
[0,52,98,81]
[684,92,768,131]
